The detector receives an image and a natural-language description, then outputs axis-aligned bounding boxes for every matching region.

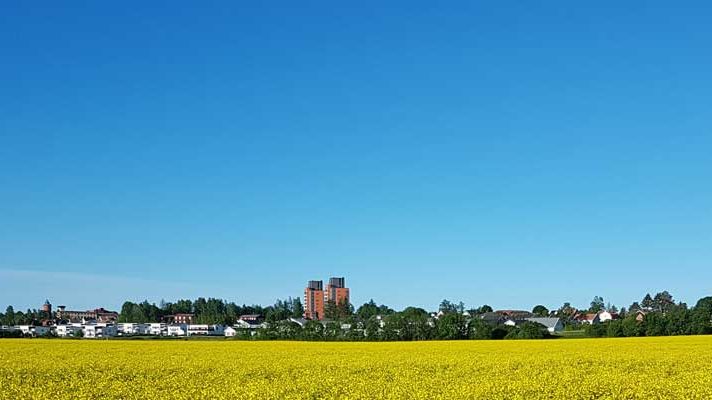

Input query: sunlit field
[1,336,712,399]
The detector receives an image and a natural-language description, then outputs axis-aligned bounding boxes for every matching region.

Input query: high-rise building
[303,277,350,320]
[326,277,350,306]
[304,280,324,320]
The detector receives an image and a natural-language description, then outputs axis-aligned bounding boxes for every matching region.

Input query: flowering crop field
[2,336,712,399]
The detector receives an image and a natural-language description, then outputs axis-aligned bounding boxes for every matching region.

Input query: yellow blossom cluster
[1,336,711,399]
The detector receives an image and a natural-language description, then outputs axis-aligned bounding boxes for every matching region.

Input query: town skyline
[1,269,704,316]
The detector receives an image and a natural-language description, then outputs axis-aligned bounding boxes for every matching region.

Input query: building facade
[55,305,119,323]
[304,277,350,320]
[304,280,325,320]
[326,277,350,306]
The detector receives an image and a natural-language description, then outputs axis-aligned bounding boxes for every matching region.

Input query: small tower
[41,299,52,319]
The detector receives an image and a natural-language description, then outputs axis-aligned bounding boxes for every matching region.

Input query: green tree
[364,317,382,340]
[641,293,654,311]
[468,318,494,340]
[589,296,605,313]
[585,322,606,338]
[291,297,304,319]
[436,312,468,340]
[606,320,624,337]
[622,315,643,337]
[4,306,15,326]
[438,299,458,314]
[643,312,666,336]
[653,291,675,313]
[301,320,324,341]
[517,322,546,339]
[356,300,379,320]
[532,305,549,317]
[691,297,712,334]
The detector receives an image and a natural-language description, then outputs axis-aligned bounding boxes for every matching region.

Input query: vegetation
[2,337,712,398]
[3,291,712,342]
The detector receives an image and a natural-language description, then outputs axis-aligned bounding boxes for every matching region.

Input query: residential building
[304,280,325,320]
[224,326,238,337]
[148,323,167,336]
[635,310,647,322]
[167,324,188,336]
[56,306,119,323]
[235,319,265,330]
[575,313,601,325]
[17,325,52,337]
[326,277,350,306]
[117,323,149,335]
[56,324,82,337]
[598,311,620,323]
[496,310,534,319]
[165,313,194,324]
[239,314,264,324]
[187,324,224,336]
[82,324,117,338]
[304,277,351,320]
[480,312,506,326]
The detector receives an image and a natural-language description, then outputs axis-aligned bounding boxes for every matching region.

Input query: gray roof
[524,317,561,329]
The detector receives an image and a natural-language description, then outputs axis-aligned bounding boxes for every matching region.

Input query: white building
[224,326,238,337]
[187,324,224,336]
[56,324,82,337]
[598,311,620,323]
[17,325,33,335]
[167,324,188,336]
[148,323,167,336]
[82,324,117,338]
[15,325,52,336]
[117,323,149,335]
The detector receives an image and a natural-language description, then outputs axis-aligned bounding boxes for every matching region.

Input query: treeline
[585,296,712,338]
[0,306,45,327]
[118,297,305,324]
[249,303,550,342]
[3,291,712,342]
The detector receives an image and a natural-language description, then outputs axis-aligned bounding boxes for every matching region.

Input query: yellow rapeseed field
[1,336,712,399]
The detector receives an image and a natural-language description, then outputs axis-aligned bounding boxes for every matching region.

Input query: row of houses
[1,314,268,338]
[0,321,267,338]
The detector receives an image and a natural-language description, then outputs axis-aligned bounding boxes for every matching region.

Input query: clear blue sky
[2,2,711,313]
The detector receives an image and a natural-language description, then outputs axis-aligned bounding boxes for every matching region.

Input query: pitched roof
[525,317,561,329]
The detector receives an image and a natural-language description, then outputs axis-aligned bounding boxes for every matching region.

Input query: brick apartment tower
[304,280,324,320]
[304,277,350,320]
[326,277,350,307]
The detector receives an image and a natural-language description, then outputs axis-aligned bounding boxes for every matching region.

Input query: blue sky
[1,2,711,312]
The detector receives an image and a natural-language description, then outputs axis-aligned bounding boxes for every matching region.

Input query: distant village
[1,279,709,340]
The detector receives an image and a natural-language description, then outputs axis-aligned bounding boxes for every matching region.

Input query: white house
[167,324,188,336]
[17,325,33,335]
[117,323,149,335]
[16,325,52,336]
[82,324,117,338]
[597,311,620,323]
[575,313,601,325]
[56,324,82,337]
[224,326,238,337]
[187,324,224,336]
[148,323,167,336]
[235,319,266,330]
